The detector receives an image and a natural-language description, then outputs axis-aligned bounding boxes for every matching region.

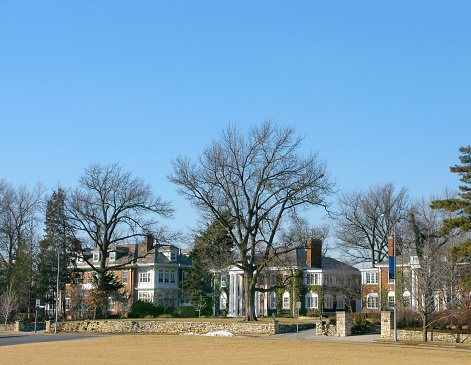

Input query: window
[365,272,378,284]
[65,298,71,311]
[93,252,100,262]
[324,294,333,309]
[283,273,289,284]
[366,293,379,309]
[159,270,164,283]
[76,256,83,263]
[109,252,116,261]
[219,292,227,310]
[221,275,227,288]
[170,251,177,262]
[170,271,175,284]
[336,295,345,310]
[388,271,395,284]
[122,270,128,284]
[138,291,153,302]
[305,273,320,285]
[388,291,395,309]
[108,297,115,311]
[282,292,290,309]
[270,292,277,309]
[403,291,411,307]
[164,270,169,283]
[139,270,151,283]
[324,274,330,286]
[305,292,318,309]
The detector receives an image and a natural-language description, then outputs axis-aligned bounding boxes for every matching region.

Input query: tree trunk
[244,271,257,321]
[422,314,428,342]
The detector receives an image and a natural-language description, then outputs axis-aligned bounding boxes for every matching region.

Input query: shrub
[172,306,197,318]
[127,300,160,318]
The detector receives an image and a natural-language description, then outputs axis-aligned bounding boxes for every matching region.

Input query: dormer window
[77,256,83,263]
[170,251,177,262]
[109,252,116,262]
[93,252,100,262]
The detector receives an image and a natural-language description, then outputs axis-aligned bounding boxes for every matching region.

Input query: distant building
[215,238,361,318]
[65,235,192,317]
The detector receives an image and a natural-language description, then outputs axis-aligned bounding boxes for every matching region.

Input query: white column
[238,274,243,317]
[234,274,239,316]
[264,283,268,316]
[255,287,259,317]
[229,274,235,317]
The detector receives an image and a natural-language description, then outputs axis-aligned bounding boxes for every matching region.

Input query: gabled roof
[75,242,192,270]
[262,248,359,273]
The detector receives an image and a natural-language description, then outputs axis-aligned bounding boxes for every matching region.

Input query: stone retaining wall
[381,311,471,343]
[47,319,281,335]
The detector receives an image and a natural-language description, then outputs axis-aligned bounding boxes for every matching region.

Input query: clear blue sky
[1,1,470,245]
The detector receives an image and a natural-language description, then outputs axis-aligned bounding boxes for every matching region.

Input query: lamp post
[55,246,60,334]
[381,214,398,342]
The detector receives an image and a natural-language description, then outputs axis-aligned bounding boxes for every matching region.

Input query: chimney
[145,234,154,252]
[306,237,322,268]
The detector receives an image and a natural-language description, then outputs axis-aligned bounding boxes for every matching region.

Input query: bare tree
[407,198,461,342]
[169,122,333,321]
[67,163,174,292]
[0,181,44,316]
[0,283,18,330]
[280,217,330,256]
[334,183,409,266]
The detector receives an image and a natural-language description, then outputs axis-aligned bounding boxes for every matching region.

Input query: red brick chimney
[145,234,154,252]
[306,237,322,268]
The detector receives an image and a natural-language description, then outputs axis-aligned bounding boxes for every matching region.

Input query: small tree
[0,284,18,330]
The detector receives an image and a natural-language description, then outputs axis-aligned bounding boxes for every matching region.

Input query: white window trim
[93,252,100,262]
[305,292,318,309]
[336,295,345,310]
[324,294,333,309]
[121,270,128,284]
[139,270,151,283]
[282,292,290,309]
[219,292,227,310]
[366,293,379,309]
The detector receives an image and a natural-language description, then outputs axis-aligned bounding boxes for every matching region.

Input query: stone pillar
[45,320,51,333]
[336,311,351,337]
[381,311,393,339]
[15,320,24,332]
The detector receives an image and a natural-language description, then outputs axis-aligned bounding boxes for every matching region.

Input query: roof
[265,248,359,273]
[75,242,192,270]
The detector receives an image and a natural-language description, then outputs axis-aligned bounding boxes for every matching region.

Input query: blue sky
[1,1,470,248]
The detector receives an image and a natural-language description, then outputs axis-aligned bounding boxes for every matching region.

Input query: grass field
[1,334,470,365]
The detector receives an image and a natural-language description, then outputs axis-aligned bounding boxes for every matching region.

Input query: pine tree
[37,188,78,308]
[431,146,471,268]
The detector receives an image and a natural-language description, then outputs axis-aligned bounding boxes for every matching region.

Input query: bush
[127,301,174,318]
[127,300,158,318]
[172,306,197,318]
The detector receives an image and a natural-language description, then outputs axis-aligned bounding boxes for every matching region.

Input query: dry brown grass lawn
[1,334,471,365]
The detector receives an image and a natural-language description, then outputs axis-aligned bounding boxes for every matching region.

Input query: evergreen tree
[431,145,471,287]
[183,218,233,315]
[37,188,78,310]
[431,146,471,249]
